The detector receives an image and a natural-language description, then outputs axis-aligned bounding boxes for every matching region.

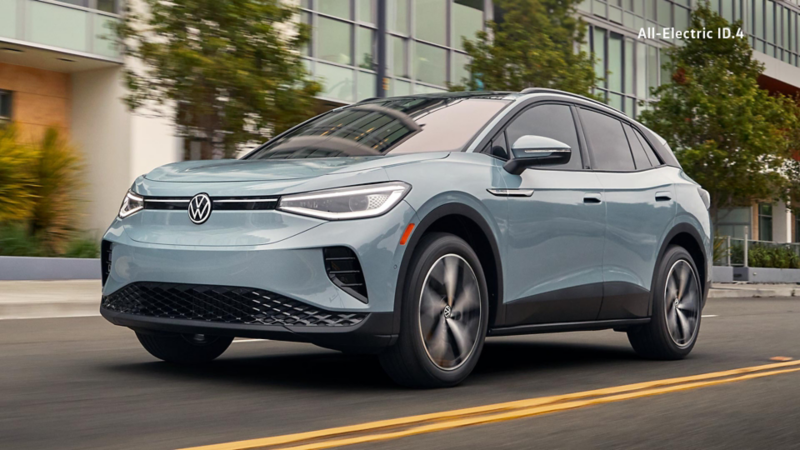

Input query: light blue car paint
[101,90,711,351]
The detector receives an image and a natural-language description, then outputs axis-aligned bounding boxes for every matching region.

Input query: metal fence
[714,235,800,267]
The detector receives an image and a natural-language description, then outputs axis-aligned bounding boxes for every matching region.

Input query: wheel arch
[650,223,709,315]
[393,203,504,334]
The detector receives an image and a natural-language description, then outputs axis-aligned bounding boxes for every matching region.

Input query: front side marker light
[400,223,415,245]
[118,190,144,218]
[278,182,411,220]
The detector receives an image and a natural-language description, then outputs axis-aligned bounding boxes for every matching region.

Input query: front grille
[102,282,366,327]
[144,196,279,211]
[323,247,368,303]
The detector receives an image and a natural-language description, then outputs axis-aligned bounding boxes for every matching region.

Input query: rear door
[579,108,675,319]
[496,103,606,326]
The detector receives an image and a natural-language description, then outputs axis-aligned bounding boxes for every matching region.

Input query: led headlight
[278,182,411,220]
[118,190,144,218]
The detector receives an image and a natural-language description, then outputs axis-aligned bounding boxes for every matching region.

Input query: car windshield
[244,95,511,160]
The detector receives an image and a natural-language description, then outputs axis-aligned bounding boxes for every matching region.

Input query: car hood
[144,153,448,183]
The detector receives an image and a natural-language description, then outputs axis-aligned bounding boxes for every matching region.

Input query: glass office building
[579,0,800,118]
[300,0,800,122]
[299,0,488,103]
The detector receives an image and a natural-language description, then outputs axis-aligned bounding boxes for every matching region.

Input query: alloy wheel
[664,259,700,347]
[418,254,482,370]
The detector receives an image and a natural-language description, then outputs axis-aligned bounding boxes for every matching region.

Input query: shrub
[63,235,100,258]
[0,222,99,258]
[0,125,89,257]
[0,222,45,256]
[747,244,800,269]
[0,125,37,222]
[28,128,85,255]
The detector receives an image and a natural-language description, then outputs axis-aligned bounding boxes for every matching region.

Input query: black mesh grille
[323,247,368,303]
[102,282,366,327]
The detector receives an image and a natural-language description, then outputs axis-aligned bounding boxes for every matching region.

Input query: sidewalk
[0,280,101,319]
[0,280,796,320]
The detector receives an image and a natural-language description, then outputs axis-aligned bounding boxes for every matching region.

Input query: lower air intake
[323,247,368,303]
[102,282,365,327]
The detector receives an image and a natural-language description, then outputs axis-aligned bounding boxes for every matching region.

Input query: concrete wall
[71,66,133,234]
[71,65,180,234]
[0,62,70,141]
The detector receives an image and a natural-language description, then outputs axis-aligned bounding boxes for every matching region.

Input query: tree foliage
[115,0,322,159]
[638,2,800,221]
[453,0,598,96]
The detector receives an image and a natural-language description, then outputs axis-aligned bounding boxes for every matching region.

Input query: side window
[623,123,652,170]
[633,128,662,166]
[505,104,583,170]
[579,108,635,172]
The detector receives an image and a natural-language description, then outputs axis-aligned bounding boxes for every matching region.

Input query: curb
[708,288,798,299]
[0,256,100,281]
[0,302,100,320]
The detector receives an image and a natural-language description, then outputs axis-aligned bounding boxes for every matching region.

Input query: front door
[496,103,607,326]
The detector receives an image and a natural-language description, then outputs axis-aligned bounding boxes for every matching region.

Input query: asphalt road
[1,297,799,450]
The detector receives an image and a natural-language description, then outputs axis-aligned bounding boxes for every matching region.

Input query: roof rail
[519,88,624,115]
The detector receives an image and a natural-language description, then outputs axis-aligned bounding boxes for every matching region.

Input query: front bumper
[101,308,396,352]
[101,201,418,348]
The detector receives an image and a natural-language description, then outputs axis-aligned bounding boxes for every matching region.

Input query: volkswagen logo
[188,193,212,224]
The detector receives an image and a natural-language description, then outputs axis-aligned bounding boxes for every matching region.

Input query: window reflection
[247,96,511,159]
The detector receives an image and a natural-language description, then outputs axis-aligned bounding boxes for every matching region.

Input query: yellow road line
[276,367,800,450]
[181,360,800,450]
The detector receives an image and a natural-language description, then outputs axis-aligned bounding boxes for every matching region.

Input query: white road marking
[232,338,268,344]
[702,315,718,318]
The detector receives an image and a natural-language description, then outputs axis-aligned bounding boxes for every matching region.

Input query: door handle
[583,194,602,204]
[655,191,672,202]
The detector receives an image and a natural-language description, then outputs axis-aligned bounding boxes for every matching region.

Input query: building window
[53,0,119,14]
[759,203,773,241]
[716,207,752,240]
[301,0,485,103]
[579,0,800,70]
[795,212,800,243]
[0,90,11,123]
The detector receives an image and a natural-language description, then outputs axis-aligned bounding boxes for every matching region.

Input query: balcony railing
[0,0,122,61]
[714,236,800,268]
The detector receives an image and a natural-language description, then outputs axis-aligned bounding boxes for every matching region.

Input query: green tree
[639,2,800,222]
[453,0,598,96]
[115,0,321,159]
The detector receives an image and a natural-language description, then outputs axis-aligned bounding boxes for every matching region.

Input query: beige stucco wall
[71,66,132,234]
[71,65,180,234]
[0,62,70,141]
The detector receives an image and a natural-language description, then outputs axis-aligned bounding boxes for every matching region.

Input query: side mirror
[503,135,572,175]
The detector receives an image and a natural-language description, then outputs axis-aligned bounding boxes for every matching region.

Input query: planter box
[0,256,100,281]
[712,266,734,283]
[733,267,800,283]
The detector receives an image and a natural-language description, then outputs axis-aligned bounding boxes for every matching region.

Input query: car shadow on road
[103,336,642,391]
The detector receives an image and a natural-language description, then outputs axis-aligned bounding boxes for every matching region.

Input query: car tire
[136,332,233,364]
[628,245,703,360]
[380,232,489,388]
